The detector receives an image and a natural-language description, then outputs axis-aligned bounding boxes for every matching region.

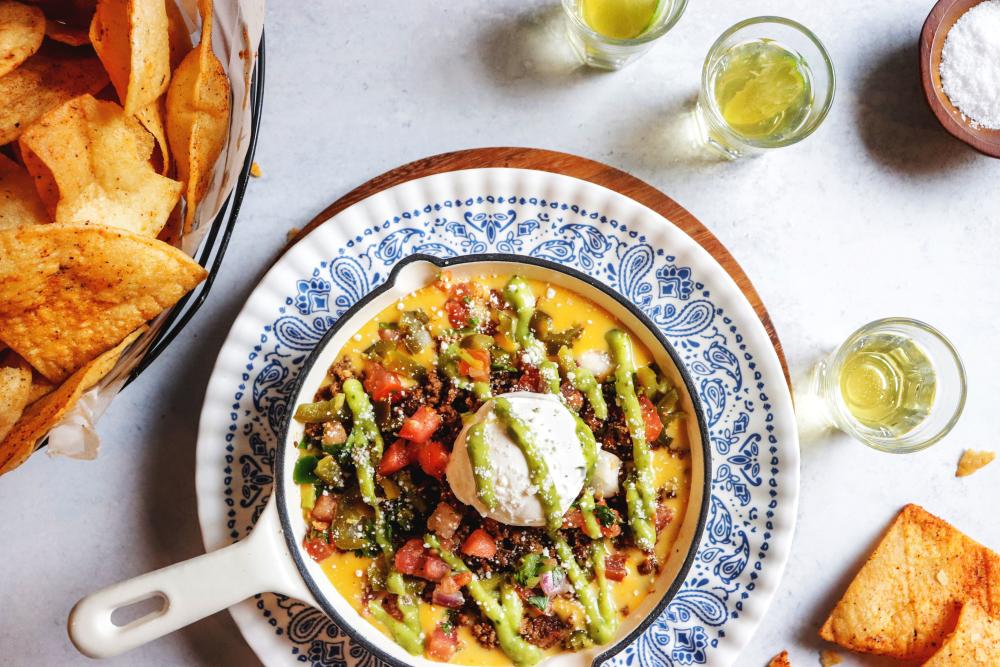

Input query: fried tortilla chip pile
[821,504,1000,664]
[0,0,232,475]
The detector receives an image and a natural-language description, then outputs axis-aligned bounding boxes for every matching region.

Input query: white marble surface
[3,1,1000,665]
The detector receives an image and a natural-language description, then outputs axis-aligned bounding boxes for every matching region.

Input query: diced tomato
[399,406,442,444]
[378,439,413,476]
[639,395,664,442]
[453,571,472,588]
[310,494,338,523]
[602,521,622,538]
[604,553,628,582]
[422,556,450,581]
[655,503,675,531]
[416,440,450,479]
[458,348,490,381]
[437,575,460,595]
[444,297,471,328]
[561,385,584,412]
[395,538,427,576]
[562,509,584,531]
[515,366,542,392]
[426,626,459,662]
[364,363,403,401]
[461,529,497,559]
[303,536,334,562]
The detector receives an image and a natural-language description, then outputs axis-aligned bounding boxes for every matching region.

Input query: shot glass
[561,0,689,70]
[811,318,966,453]
[696,17,835,159]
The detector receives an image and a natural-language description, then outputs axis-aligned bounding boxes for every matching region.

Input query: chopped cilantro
[594,504,618,528]
[527,595,549,611]
[514,553,543,586]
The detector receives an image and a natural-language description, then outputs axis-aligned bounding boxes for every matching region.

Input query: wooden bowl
[920,0,1000,158]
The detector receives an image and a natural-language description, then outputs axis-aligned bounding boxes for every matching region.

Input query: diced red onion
[432,586,465,609]
[540,569,568,596]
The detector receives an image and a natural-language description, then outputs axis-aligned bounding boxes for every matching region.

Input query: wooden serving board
[290,147,790,387]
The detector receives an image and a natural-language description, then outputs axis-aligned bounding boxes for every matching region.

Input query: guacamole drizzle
[342,378,425,654]
[492,394,619,646]
[557,345,608,420]
[606,329,657,551]
[425,534,543,667]
[492,397,564,533]
[467,420,498,510]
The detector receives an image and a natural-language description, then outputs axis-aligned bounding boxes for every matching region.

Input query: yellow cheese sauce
[308,274,691,665]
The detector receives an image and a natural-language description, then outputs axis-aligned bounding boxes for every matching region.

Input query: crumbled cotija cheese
[940,0,1000,129]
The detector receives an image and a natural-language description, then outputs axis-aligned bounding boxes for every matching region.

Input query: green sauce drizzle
[467,420,498,510]
[492,397,564,533]
[492,394,619,647]
[557,346,608,420]
[578,490,603,540]
[502,276,537,351]
[425,534,543,667]
[342,379,424,655]
[591,540,618,629]
[606,329,657,552]
[552,536,617,645]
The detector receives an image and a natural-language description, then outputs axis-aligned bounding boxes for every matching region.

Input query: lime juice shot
[697,17,835,158]
[811,318,966,453]
[562,0,688,70]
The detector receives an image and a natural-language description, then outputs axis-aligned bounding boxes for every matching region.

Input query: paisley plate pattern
[196,168,799,667]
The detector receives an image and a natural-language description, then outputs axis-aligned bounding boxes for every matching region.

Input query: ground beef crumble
[521,615,572,650]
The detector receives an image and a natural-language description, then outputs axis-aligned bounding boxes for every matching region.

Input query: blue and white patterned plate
[195,168,799,667]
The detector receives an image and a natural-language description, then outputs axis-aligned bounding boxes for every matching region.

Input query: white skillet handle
[68,502,312,658]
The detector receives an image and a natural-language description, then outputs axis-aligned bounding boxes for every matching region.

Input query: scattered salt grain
[355,569,363,577]
[545,287,556,299]
[353,333,362,342]
[940,0,1000,129]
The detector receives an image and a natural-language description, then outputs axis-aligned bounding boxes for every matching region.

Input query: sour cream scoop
[446,392,587,527]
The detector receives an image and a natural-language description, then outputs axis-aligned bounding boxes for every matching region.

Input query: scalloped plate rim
[195,166,800,667]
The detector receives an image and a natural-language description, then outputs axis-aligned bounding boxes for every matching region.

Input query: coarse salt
[940,0,1000,129]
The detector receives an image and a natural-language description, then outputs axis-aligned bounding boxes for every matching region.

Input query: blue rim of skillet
[274,252,713,667]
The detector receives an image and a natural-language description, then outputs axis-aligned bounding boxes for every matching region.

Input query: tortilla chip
[0,223,206,382]
[0,45,108,145]
[165,0,229,233]
[818,650,841,667]
[767,650,791,667]
[89,0,170,115]
[820,504,1000,660]
[164,0,188,70]
[957,449,995,477]
[0,0,44,77]
[0,352,32,442]
[134,96,170,174]
[26,371,54,404]
[0,326,144,475]
[0,153,48,228]
[19,94,181,236]
[45,18,89,45]
[923,600,1000,666]
[156,198,182,246]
